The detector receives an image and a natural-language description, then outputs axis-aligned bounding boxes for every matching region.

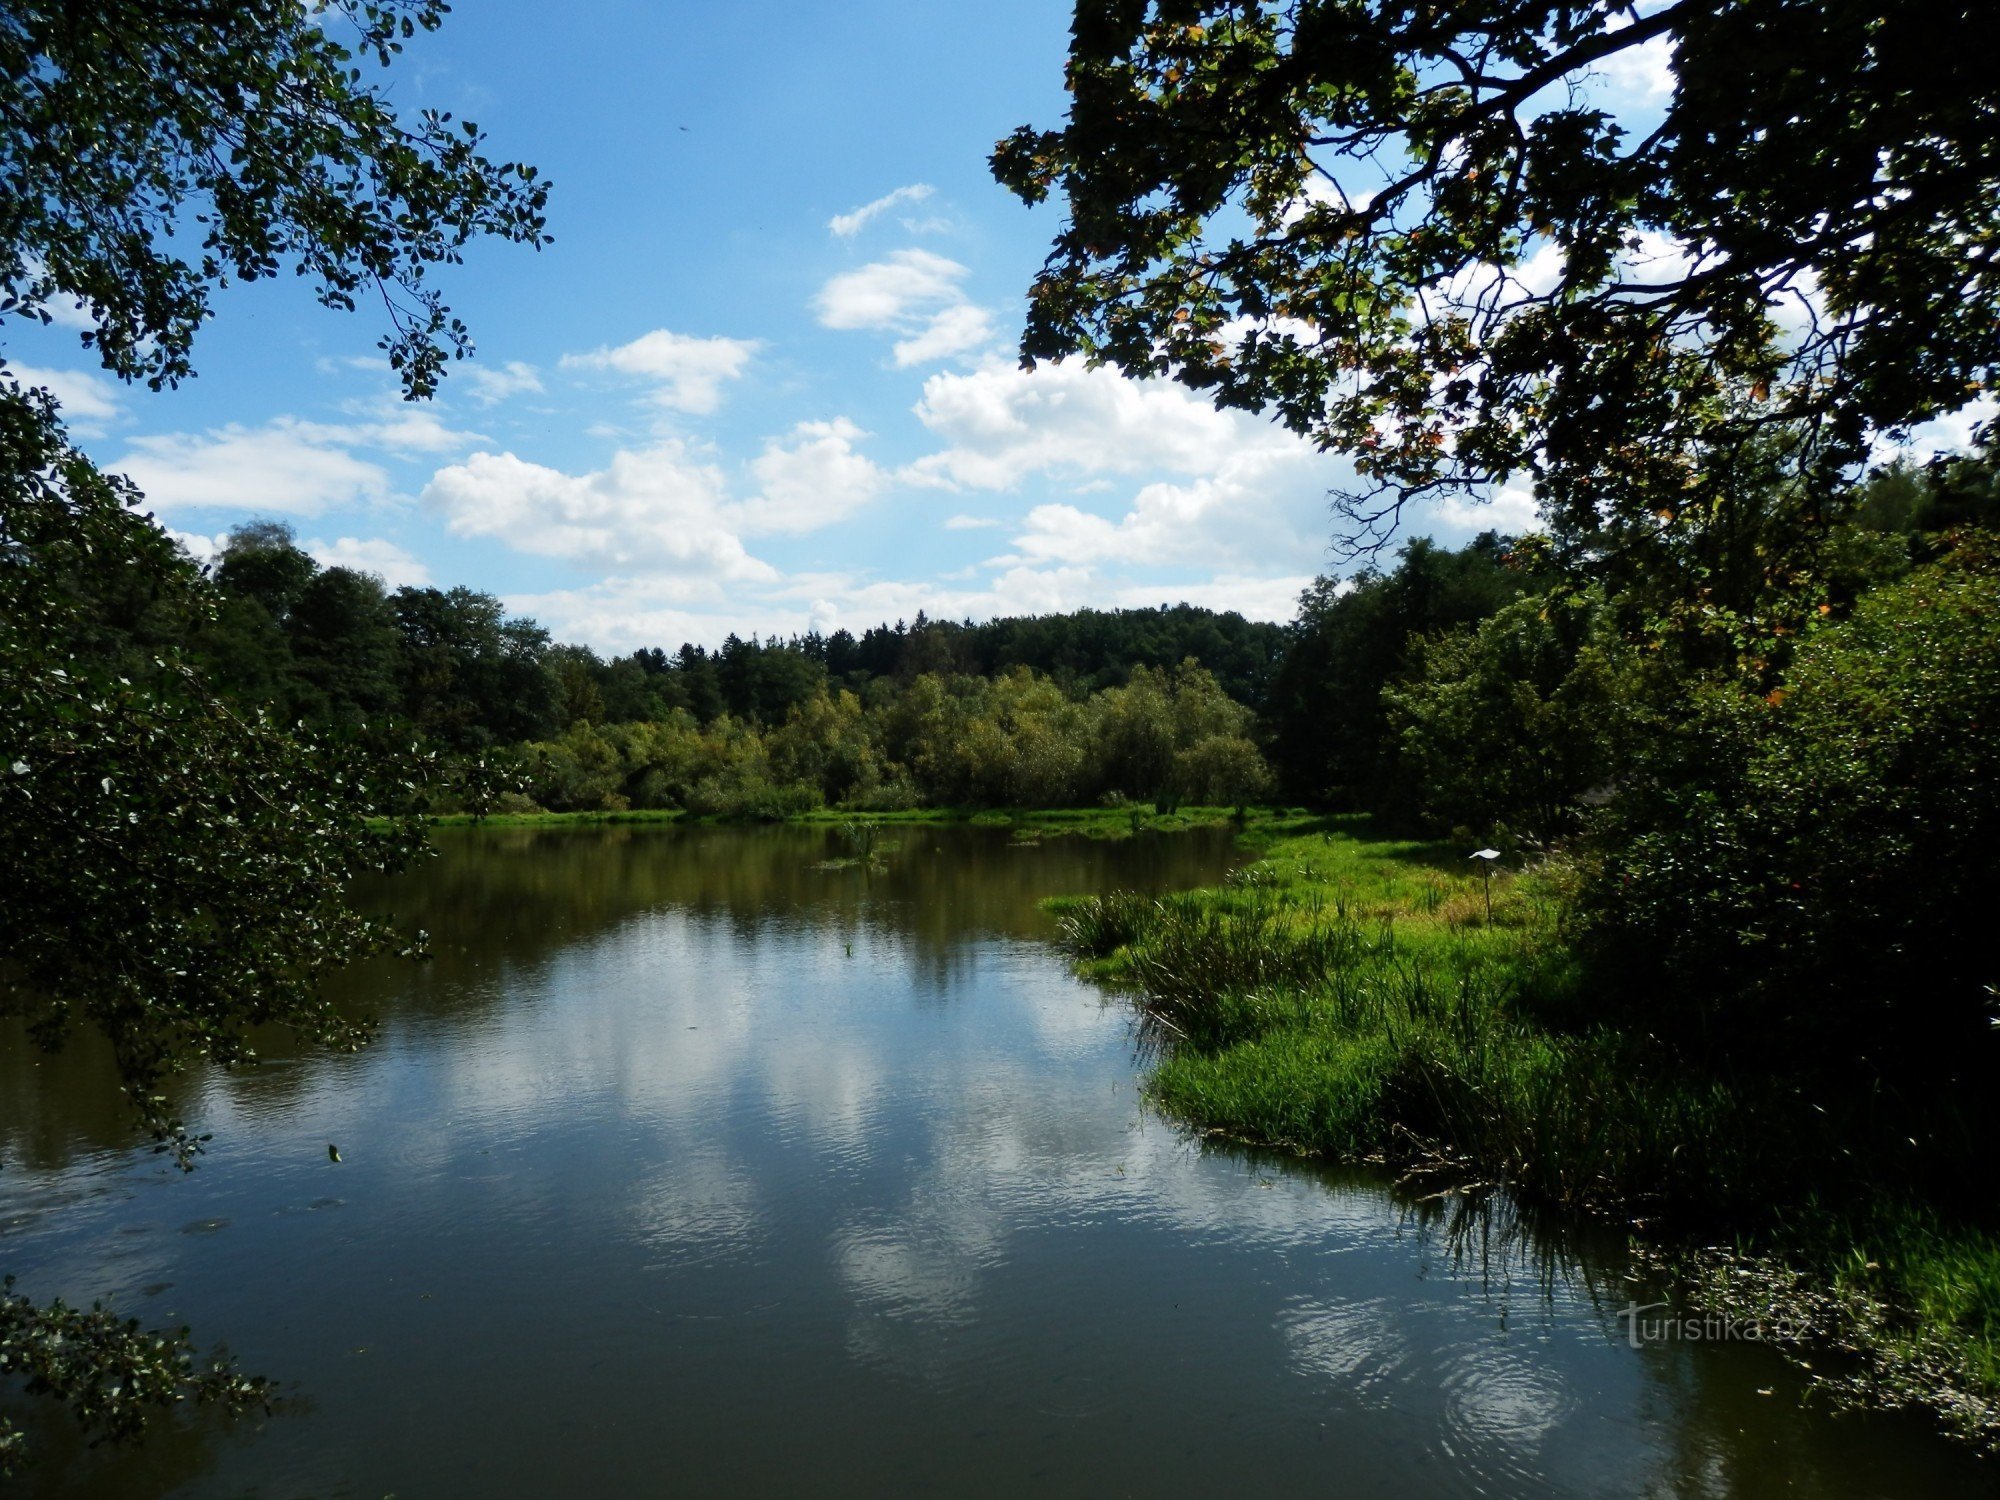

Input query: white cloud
[944,514,1001,531]
[7,361,122,435]
[341,401,483,455]
[816,249,969,330]
[1873,395,1997,466]
[815,249,995,367]
[1005,461,1326,574]
[1615,230,1697,293]
[41,297,98,332]
[741,418,886,533]
[304,535,434,588]
[1112,573,1314,622]
[891,303,996,369]
[829,183,934,239]
[460,360,544,407]
[906,357,1300,491]
[1432,484,1541,535]
[169,529,229,565]
[561,329,760,415]
[902,358,1343,588]
[502,576,764,653]
[1597,15,1677,102]
[114,420,394,517]
[423,443,775,578]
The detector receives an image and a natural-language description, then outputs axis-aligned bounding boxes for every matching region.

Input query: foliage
[1581,540,2000,1089]
[1067,814,2000,1439]
[0,1277,270,1476]
[1264,532,1538,804]
[1385,587,1648,840]
[1063,817,1735,1212]
[509,660,1276,819]
[0,391,446,1160]
[1,0,545,1464]
[993,1,2000,552]
[0,0,550,398]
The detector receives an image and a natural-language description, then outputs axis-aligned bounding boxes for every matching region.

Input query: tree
[1577,539,2000,1205]
[286,566,403,724]
[992,1,2000,554]
[0,391,448,1179]
[0,0,545,1466]
[1384,587,1646,840]
[1265,534,1531,805]
[1,0,550,398]
[391,585,560,748]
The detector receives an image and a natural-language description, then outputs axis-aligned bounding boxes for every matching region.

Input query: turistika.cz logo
[1617,1301,1803,1349]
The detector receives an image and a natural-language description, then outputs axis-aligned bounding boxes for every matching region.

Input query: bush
[1580,539,2000,1182]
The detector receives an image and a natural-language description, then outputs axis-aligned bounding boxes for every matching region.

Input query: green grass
[1053,815,1740,1211]
[1052,812,2000,1448]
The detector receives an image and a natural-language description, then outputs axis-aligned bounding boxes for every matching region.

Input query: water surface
[1,824,1990,1496]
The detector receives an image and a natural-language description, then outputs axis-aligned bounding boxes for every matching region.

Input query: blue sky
[11,3,1985,652]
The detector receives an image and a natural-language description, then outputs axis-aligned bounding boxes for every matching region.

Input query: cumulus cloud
[1432,484,1541,536]
[1003,456,1331,575]
[169,528,229,565]
[815,249,994,367]
[829,183,934,239]
[502,576,762,653]
[562,329,760,415]
[899,357,1342,593]
[114,419,396,516]
[740,418,886,534]
[423,413,889,578]
[1874,395,1998,466]
[816,249,966,329]
[304,535,434,588]
[905,357,1298,490]
[340,401,483,455]
[891,303,996,368]
[1597,15,1677,102]
[422,443,775,578]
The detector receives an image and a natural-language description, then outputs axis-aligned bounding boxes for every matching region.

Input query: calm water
[1,824,1991,1497]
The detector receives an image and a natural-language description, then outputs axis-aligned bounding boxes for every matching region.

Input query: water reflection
[1,824,1991,1497]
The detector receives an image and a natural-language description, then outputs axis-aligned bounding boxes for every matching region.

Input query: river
[1,823,1990,1496]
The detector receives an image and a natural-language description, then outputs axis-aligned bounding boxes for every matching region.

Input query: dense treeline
[1268,448,2000,845]
[516,662,1270,817]
[182,521,1279,814]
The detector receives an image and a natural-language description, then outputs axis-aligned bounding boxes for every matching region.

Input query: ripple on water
[1434,1340,1581,1493]
[1281,1294,1412,1396]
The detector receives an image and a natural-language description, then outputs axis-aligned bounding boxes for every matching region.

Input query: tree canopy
[993,1,2000,551]
[0,0,550,396]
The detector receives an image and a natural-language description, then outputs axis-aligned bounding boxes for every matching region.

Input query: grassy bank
[1049,814,2000,1447]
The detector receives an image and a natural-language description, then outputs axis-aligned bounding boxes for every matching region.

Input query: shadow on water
[3,824,1994,1496]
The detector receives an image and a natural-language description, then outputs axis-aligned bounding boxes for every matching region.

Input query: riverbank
[1048,813,2000,1450]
